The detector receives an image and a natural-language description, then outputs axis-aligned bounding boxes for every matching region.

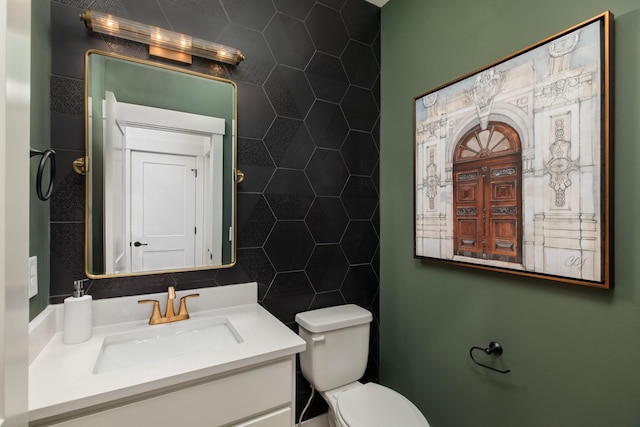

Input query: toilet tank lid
[295,304,372,333]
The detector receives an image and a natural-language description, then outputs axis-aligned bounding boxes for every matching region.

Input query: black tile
[273,0,314,20]
[306,149,349,196]
[372,204,380,239]
[236,81,275,139]
[51,112,85,151]
[265,169,315,220]
[158,0,229,42]
[220,0,275,31]
[372,161,379,194]
[264,118,314,169]
[48,150,85,222]
[341,86,379,132]
[372,243,380,278]
[264,65,315,120]
[188,57,232,80]
[50,76,84,115]
[305,52,349,103]
[341,0,380,45]
[264,13,315,70]
[372,75,380,109]
[264,221,314,271]
[372,117,380,151]
[171,269,218,288]
[341,176,378,220]
[263,271,315,325]
[341,130,378,176]
[305,4,349,56]
[237,137,275,193]
[120,0,169,24]
[236,194,275,248]
[341,40,379,89]
[340,264,378,309]
[372,31,381,67]
[341,220,378,264]
[216,248,276,300]
[305,101,349,149]
[309,291,346,309]
[51,2,107,79]
[306,197,349,243]
[102,36,150,62]
[87,274,176,300]
[218,24,275,86]
[307,245,348,292]
[317,0,346,12]
[49,222,85,299]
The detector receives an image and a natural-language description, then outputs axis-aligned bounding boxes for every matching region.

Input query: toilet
[295,304,430,427]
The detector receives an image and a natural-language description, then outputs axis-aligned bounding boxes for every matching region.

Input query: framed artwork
[413,11,612,288]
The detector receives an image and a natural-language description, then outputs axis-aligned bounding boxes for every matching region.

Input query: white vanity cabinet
[29,285,307,427]
[37,357,296,427]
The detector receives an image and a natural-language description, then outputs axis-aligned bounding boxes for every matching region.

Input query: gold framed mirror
[84,50,237,278]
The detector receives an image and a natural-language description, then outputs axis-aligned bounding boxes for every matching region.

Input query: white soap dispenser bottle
[63,279,93,344]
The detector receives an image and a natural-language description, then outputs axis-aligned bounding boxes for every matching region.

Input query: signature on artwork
[565,255,587,269]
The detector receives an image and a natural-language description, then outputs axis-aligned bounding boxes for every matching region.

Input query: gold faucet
[138,286,200,325]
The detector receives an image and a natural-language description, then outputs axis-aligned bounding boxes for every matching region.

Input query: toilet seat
[335,383,430,427]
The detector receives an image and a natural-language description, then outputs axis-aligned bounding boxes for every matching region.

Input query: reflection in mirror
[85,51,237,278]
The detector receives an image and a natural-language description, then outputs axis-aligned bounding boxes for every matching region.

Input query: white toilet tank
[295,304,373,392]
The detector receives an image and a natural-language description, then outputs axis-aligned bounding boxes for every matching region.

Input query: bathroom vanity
[28,283,306,427]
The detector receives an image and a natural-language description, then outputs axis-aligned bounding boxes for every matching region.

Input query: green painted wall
[380,0,640,426]
[29,0,50,320]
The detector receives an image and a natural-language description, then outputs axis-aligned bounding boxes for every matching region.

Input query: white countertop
[28,283,306,424]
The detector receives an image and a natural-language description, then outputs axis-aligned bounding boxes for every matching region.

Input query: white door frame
[102,94,225,272]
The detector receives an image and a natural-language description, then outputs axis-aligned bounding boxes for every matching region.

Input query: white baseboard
[299,413,329,427]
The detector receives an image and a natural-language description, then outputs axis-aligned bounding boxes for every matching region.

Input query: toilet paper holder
[469,341,511,374]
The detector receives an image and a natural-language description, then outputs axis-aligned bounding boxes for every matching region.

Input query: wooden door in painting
[453,122,522,263]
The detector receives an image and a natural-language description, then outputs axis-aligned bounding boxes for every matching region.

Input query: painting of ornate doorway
[453,122,522,263]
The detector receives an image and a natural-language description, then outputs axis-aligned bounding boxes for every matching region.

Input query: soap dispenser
[63,279,93,344]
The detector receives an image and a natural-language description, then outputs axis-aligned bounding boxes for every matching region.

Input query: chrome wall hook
[469,341,511,374]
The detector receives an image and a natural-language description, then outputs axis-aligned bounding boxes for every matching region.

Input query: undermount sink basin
[93,317,243,374]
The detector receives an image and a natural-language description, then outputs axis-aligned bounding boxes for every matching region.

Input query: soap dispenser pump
[63,279,93,344]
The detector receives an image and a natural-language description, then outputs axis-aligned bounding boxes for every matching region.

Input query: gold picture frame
[413,11,613,288]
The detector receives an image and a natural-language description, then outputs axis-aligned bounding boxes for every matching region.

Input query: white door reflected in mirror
[130,151,198,273]
[101,91,225,275]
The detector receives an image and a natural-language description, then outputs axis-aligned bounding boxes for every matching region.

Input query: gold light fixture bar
[80,9,244,65]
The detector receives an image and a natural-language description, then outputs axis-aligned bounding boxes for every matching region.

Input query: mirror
[84,50,237,278]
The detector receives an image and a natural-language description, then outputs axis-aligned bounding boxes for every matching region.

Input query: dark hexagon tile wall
[306,52,349,103]
[264,118,314,169]
[305,4,349,56]
[306,197,349,243]
[264,13,315,70]
[306,100,349,149]
[49,0,380,422]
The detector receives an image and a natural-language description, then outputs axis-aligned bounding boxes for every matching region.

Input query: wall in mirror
[85,51,237,277]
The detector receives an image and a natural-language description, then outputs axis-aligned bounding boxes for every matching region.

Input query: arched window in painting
[453,122,523,263]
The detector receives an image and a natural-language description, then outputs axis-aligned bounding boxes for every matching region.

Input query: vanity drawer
[233,407,292,427]
[45,358,295,427]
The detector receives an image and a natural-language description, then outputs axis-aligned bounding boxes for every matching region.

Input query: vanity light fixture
[80,9,244,65]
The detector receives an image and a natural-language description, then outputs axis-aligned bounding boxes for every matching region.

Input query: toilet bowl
[295,305,430,427]
[324,382,429,427]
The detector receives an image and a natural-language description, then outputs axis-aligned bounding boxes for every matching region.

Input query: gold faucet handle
[138,299,162,324]
[165,286,177,318]
[177,293,200,317]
